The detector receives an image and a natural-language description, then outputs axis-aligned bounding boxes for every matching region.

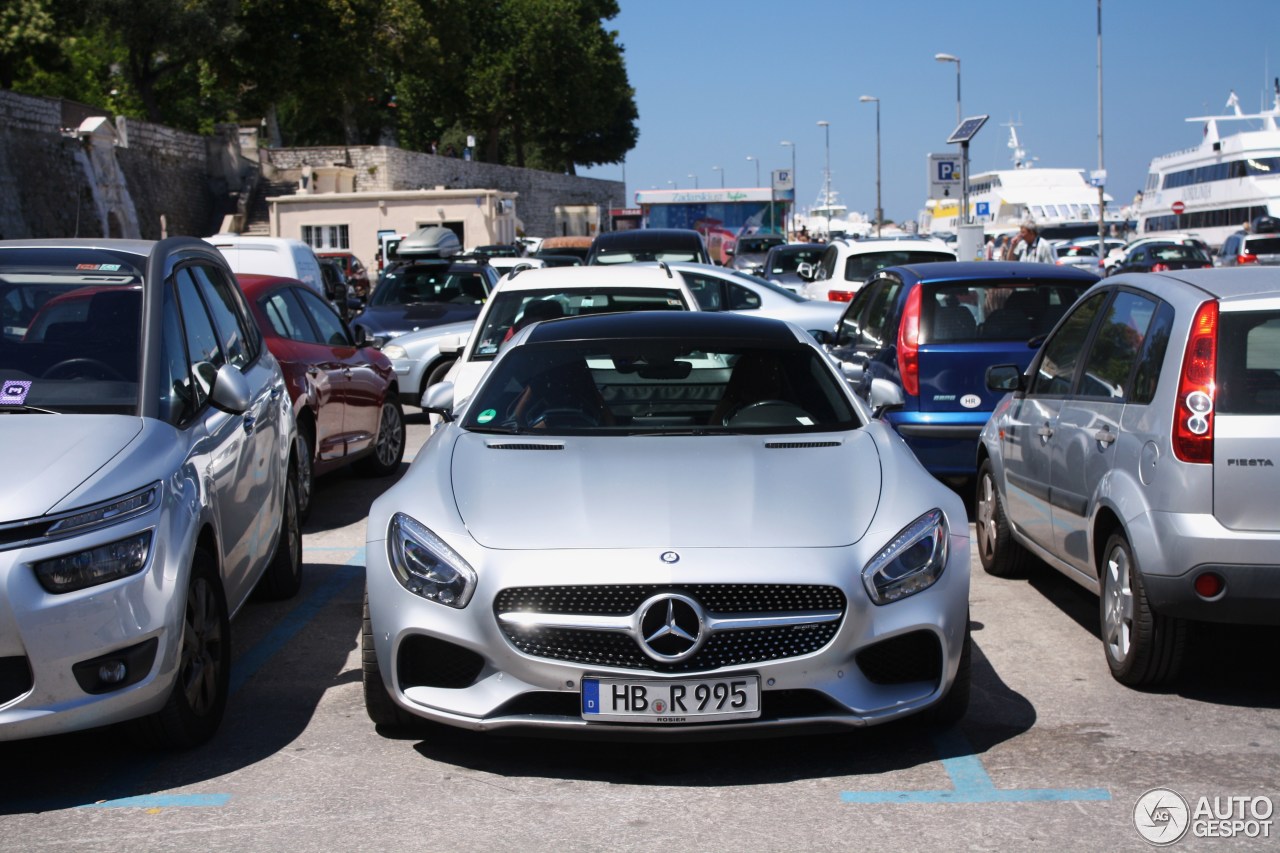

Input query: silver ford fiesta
[363,311,970,736]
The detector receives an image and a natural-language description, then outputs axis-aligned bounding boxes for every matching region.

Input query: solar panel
[947,115,990,144]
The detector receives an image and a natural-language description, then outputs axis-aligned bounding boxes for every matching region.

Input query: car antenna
[658,260,673,278]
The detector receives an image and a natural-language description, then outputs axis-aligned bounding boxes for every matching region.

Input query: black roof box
[397,226,461,258]
[1250,215,1280,234]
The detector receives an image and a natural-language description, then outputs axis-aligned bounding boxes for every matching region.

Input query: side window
[173,268,224,404]
[1028,291,1107,396]
[296,288,352,347]
[263,289,321,344]
[1130,301,1175,405]
[1077,290,1160,400]
[159,282,197,426]
[861,279,904,349]
[816,247,838,281]
[726,282,760,311]
[837,282,879,347]
[190,265,253,368]
[681,272,722,310]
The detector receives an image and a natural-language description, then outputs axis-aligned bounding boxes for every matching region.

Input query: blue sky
[579,0,1280,224]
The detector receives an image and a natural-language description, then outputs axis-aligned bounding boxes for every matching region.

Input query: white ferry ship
[1136,87,1280,249]
[925,123,1115,240]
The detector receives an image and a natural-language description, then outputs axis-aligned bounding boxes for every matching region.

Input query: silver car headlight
[46,483,159,538]
[861,509,948,605]
[33,530,153,594]
[381,344,408,360]
[387,513,476,608]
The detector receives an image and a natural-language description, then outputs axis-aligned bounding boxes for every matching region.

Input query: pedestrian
[1011,217,1055,263]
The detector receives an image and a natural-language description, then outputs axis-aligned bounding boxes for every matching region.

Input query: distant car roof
[884,260,1101,283]
[488,263,688,293]
[523,306,803,346]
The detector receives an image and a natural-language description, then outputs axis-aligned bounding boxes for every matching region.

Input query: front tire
[295,423,315,522]
[134,549,229,749]
[1100,532,1185,687]
[355,399,406,477]
[975,459,1030,578]
[362,591,417,731]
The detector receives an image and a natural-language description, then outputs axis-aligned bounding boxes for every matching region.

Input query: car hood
[1,415,143,519]
[451,431,881,549]
[357,304,483,335]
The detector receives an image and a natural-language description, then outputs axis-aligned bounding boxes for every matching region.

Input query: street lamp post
[935,53,961,126]
[712,165,724,188]
[780,140,796,238]
[859,96,882,238]
[746,155,760,187]
[817,120,831,237]
[688,173,698,189]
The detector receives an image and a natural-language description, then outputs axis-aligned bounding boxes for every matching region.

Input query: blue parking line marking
[840,730,1110,805]
[81,794,231,809]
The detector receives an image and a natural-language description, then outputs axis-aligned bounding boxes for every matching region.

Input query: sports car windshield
[463,339,860,435]
[0,248,143,415]
[470,287,690,360]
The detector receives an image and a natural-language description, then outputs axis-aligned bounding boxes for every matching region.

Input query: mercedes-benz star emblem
[660,551,680,564]
[636,593,705,662]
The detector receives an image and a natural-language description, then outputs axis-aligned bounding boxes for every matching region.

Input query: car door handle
[1094,427,1116,445]
[1036,423,1054,441]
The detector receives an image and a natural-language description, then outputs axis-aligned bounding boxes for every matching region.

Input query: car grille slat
[495,584,846,673]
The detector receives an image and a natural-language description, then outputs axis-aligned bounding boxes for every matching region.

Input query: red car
[318,251,371,298]
[238,273,405,518]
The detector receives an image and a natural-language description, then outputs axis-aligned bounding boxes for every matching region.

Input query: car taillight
[1172,299,1218,464]
[828,290,854,302]
[896,285,921,397]
[1151,262,1170,272]
[1238,253,1258,264]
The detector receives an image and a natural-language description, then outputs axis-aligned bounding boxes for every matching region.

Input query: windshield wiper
[466,424,525,435]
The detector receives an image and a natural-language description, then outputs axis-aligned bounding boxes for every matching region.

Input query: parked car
[238,274,406,520]
[801,237,956,302]
[432,263,700,413]
[364,311,971,735]
[352,254,499,348]
[1218,219,1280,267]
[1052,242,1103,273]
[1102,233,1210,275]
[317,256,362,321]
[206,234,326,300]
[761,243,829,293]
[977,267,1280,686]
[823,260,1098,481]
[1110,242,1214,275]
[317,251,371,299]
[726,233,785,275]
[587,228,712,265]
[487,256,546,279]
[536,236,593,263]
[0,237,301,748]
[530,252,584,268]
[379,321,475,409]
[470,244,523,258]
[666,262,845,332]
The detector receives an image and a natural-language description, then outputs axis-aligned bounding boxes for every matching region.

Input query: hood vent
[486,442,565,451]
[765,441,841,449]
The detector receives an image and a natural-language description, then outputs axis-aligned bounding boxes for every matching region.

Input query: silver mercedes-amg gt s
[363,311,970,737]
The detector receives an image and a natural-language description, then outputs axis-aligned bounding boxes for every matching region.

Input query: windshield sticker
[74,263,122,271]
[0,380,33,406]
[477,408,497,424]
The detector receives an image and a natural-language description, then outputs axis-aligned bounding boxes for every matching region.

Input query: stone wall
[263,146,623,237]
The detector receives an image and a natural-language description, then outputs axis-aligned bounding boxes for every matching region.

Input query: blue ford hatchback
[825,261,1098,481]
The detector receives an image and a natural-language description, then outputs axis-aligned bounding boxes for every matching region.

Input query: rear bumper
[886,412,988,477]
[1144,564,1280,625]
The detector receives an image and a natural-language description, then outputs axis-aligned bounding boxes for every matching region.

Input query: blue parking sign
[976,202,990,217]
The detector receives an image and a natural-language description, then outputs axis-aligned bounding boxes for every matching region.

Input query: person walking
[1010,217,1055,263]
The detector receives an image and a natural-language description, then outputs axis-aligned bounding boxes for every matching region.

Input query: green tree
[0,0,59,90]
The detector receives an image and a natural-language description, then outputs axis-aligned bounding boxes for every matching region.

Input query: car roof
[591,228,704,247]
[522,307,803,345]
[1112,266,1280,301]
[0,237,157,257]
[235,272,307,295]
[882,260,1102,283]
[489,263,687,293]
[831,237,953,253]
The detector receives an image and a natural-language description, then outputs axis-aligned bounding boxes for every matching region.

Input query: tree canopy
[3,0,638,170]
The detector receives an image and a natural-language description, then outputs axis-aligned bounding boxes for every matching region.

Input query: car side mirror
[797,262,815,282]
[986,364,1025,393]
[810,329,833,345]
[421,381,455,422]
[724,246,735,257]
[839,353,868,384]
[868,378,904,418]
[208,364,251,415]
[437,333,470,356]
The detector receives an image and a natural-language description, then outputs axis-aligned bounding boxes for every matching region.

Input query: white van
[206,235,326,298]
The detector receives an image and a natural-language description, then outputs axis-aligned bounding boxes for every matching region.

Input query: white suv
[800,237,955,302]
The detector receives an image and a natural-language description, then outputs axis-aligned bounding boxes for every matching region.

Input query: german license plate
[581,675,761,723]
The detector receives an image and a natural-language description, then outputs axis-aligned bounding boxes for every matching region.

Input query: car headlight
[46,483,159,538]
[861,509,948,605]
[381,344,408,360]
[33,530,153,594]
[387,513,476,608]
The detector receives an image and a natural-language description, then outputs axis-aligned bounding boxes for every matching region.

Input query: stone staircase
[241,178,298,235]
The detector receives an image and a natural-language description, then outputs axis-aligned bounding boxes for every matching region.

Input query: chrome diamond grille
[494,584,846,673]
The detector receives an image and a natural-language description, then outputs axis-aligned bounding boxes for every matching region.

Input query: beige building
[268,172,519,270]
